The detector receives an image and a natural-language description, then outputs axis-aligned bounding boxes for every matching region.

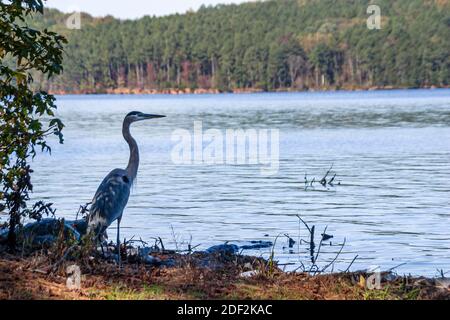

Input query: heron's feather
[87,169,131,235]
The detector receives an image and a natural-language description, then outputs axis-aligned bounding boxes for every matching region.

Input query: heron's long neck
[123,120,139,181]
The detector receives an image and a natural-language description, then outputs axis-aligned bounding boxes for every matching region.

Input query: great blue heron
[87,111,165,264]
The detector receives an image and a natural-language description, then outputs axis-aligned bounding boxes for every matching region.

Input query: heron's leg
[98,228,106,257]
[100,238,105,256]
[117,217,122,267]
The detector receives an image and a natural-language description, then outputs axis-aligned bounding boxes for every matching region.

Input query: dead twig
[158,237,166,252]
[320,164,333,187]
[328,173,337,186]
[319,238,346,274]
[50,244,78,273]
[309,225,315,264]
[75,202,91,220]
[296,215,312,234]
[312,226,327,266]
[388,263,407,272]
[304,164,339,190]
[344,255,359,273]
[170,224,179,252]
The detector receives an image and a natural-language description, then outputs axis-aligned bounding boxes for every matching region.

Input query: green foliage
[30,0,450,92]
[0,0,66,248]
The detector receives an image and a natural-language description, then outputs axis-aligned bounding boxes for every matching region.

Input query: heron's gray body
[87,168,131,236]
[86,112,165,258]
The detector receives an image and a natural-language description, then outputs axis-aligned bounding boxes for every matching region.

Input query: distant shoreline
[49,85,450,96]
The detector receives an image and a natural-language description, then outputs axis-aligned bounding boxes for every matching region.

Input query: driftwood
[1,213,356,275]
[0,218,88,246]
[304,164,340,191]
[0,217,274,269]
[294,214,356,275]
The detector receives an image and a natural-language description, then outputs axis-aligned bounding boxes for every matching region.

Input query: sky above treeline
[45,0,251,19]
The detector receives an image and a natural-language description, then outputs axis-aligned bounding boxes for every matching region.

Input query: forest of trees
[31,0,450,93]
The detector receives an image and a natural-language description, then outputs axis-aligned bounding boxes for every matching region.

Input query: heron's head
[125,111,166,123]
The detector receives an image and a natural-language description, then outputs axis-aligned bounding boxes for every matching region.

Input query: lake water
[13,89,450,276]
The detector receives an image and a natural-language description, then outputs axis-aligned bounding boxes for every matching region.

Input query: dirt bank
[1,251,449,300]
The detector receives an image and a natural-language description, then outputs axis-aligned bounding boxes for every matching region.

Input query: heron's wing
[88,169,131,233]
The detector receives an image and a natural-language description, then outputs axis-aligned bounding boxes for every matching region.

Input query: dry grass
[1,251,449,300]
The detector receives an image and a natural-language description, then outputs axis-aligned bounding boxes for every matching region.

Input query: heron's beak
[141,114,166,120]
